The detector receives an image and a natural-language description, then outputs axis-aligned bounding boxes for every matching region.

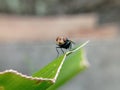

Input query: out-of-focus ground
[0,14,119,42]
[0,14,120,90]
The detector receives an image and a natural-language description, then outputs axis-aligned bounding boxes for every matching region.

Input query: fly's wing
[70,40,75,44]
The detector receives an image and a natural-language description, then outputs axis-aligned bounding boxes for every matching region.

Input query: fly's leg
[69,43,72,51]
[56,47,60,57]
[60,48,64,54]
[56,47,65,57]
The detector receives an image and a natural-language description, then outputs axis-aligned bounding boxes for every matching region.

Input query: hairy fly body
[56,36,75,56]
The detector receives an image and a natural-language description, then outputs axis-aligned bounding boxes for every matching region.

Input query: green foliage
[0,41,89,90]
[0,70,53,90]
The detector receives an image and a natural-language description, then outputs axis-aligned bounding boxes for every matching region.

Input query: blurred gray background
[0,0,120,90]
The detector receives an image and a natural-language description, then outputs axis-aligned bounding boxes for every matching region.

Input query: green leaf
[0,41,89,90]
[0,70,53,90]
[32,54,67,80]
[48,41,89,90]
